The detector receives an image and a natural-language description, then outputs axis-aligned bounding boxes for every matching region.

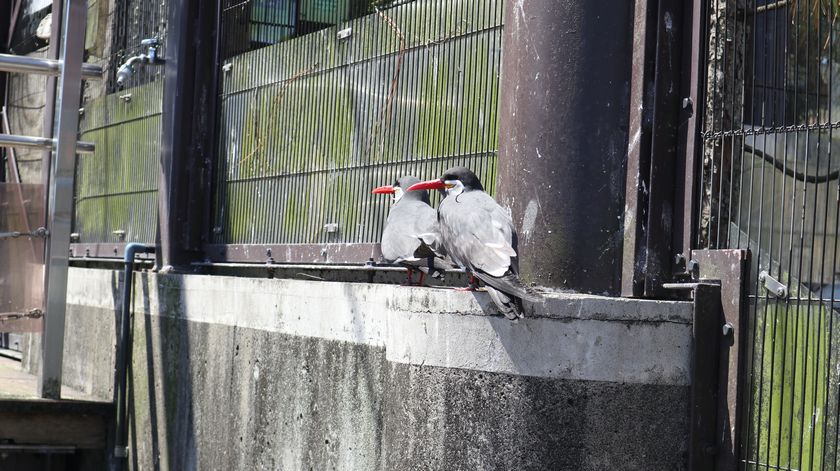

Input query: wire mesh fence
[75,83,163,245]
[212,0,503,246]
[702,0,840,468]
[72,0,167,246]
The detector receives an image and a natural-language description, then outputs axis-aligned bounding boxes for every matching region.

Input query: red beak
[371,185,396,195]
[407,179,446,191]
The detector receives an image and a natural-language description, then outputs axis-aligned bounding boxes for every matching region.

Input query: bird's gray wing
[439,191,516,278]
[381,200,441,265]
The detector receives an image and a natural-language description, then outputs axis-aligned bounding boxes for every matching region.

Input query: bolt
[674,253,686,266]
[776,287,786,297]
[722,323,734,337]
[266,248,272,258]
[686,259,699,278]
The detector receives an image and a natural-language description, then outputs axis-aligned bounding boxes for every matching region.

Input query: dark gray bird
[372,176,451,285]
[407,167,542,319]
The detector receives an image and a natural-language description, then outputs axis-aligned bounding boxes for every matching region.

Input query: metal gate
[702,0,840,469]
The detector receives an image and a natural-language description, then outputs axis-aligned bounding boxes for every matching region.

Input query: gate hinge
[759,271,788,299]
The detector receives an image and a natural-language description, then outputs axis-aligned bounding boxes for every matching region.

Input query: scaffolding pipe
[0,53,102,80]
[0,133,95,153]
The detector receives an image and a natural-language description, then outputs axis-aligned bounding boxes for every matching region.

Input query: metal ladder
[0,0,100,399]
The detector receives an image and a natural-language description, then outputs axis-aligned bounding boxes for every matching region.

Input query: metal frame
[203,243,382,265]
[39,0,90,399]
[622,0,688,297]
[687,282,724,471]
[69,243,154,260]
[158,0,219,269]
[692,249,749,470]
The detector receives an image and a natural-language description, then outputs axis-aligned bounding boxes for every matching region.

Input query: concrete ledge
[66,268,692,386]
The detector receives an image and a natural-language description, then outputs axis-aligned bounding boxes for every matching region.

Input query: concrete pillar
[496,0,633,294]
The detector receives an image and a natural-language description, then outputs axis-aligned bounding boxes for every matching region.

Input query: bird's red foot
[454,274,480,291]
[400,269,426,286]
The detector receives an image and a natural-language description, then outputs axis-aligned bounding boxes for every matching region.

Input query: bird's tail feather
[474,271,543,304]
[485,286,523,320]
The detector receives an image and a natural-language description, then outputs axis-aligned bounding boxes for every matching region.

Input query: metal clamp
[758,271,788,298]
[0,227,48,239]
[0,309,44,322]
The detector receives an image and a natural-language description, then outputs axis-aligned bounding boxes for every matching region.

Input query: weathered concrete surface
[48,267,692,470]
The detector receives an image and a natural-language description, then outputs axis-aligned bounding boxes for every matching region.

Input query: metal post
[158,0,219,269]
[673,0,708,264]
[39,0,87,399]
[495,0,633,294]
[41,0,63,229]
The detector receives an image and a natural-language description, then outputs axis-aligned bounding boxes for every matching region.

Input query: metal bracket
[663,282,723,470]
[113,446,129,458]
[691,249,750,470]
[758,271,788,299]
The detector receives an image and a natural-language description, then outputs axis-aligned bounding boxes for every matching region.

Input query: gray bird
[407,167,542,319]
[372,176,451,285]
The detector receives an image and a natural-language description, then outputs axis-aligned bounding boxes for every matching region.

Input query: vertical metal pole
[158,0,218,269]
[41,0,63,226]
[622,0,657,297]
[39,0,86,399]
[673,0,708,262]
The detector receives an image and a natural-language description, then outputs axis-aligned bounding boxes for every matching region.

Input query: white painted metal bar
[39,0,88,399]
[0,53,102,80]
[0,133,94,153]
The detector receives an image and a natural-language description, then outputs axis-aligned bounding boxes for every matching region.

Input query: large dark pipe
[113,243,154,468]
[495,0,633,295]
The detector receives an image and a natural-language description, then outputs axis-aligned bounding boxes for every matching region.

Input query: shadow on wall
[126,274,198,470]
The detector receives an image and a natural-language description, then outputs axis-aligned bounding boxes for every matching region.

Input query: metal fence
[70,0,503,259]
[702,0,840,468]
[74,82,163,248]
[72,0,167,250]
[211,0,502,248]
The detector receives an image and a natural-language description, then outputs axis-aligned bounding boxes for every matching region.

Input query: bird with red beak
[371,176,452,285]
[407,167,542,319]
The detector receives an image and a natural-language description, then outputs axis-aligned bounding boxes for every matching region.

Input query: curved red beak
[371,185,396,195]
[407,179,446,191]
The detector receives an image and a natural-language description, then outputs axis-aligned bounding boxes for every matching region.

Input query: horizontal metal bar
[204,243,383,265]
[702,121,840,139]
[70,243,155,259]
[755,0,787,13]
[0,444,76,454]
[0,53,102,80]
[0,134,94,154]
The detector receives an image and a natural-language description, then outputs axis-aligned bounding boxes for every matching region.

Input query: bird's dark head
[371,175,429,204]
[406,166,484,197]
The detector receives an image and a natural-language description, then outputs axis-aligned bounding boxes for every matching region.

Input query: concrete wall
[53,267,693,470]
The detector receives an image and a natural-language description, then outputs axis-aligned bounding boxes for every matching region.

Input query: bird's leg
[417,271,426,286]
[403,268,414,286]
[454,274,480,291]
